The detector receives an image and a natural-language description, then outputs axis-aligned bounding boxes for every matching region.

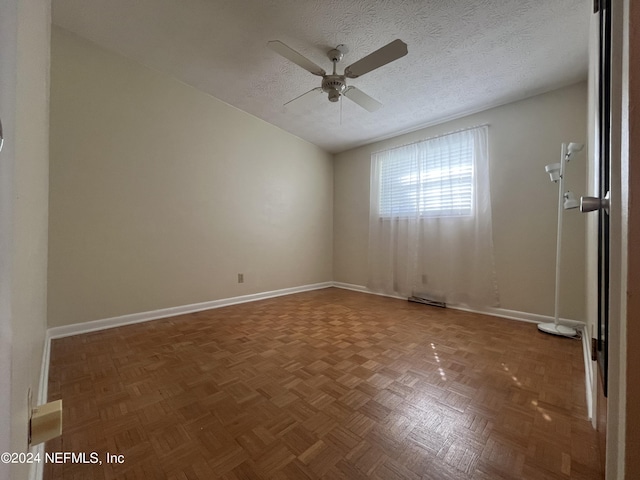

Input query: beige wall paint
[334,83,588,320]
[0,1,17,472]
[48,28,333,328]
[1,0,50,479]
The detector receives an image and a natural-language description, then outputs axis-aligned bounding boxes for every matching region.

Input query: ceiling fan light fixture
[327,89,341,102]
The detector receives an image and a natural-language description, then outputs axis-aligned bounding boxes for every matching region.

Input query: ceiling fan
[267,39,408,112]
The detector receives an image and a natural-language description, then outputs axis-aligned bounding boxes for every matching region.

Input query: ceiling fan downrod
[322,47,347,102]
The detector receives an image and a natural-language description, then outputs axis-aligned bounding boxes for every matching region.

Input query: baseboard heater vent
[408,296,446,308]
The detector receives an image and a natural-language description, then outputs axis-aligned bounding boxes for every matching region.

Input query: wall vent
[408,296,446,308]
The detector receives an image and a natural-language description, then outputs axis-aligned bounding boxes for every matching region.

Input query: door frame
[618,1,640,477]
[590,0,639,477]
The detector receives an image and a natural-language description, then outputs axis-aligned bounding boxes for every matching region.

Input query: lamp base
[537,322,578,337]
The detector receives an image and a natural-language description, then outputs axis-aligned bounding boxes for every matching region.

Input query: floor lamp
[538,142,584,337]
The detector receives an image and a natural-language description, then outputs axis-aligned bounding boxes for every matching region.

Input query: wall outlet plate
[30,399,63,446]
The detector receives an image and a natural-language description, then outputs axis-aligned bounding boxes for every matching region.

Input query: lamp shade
[563,191,579,209]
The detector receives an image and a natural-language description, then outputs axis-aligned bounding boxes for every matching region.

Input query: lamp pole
[538,142,578,337]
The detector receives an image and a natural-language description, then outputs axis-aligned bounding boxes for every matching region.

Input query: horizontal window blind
[376,130,475,217]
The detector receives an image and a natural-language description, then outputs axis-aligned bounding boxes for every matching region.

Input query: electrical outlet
[238,273,244,283]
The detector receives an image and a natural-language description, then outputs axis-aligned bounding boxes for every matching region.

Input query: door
[595,0,611,398]
[581,0,612,468]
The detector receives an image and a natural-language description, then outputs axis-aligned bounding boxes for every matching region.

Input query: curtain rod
[371,123,490,155]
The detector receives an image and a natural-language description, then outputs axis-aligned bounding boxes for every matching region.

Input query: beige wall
[0,1,17,471]
[334,83,588,320]
[0,0,51,479]
[48,28,333,328]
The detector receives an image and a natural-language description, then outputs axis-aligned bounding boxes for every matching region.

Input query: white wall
[0,1,50,479]
[48,27,333,328]
[334,83,588,320]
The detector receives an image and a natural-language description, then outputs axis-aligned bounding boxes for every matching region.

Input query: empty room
[2,1,639,480]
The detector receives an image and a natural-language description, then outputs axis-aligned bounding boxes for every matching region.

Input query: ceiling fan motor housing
[322,74,347,102]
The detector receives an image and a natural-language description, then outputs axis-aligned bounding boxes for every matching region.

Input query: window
[375,129,475,217]
[368,126,496,305]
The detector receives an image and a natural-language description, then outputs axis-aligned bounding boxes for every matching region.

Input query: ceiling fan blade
[268,41,326,76]
[344,87,383,112]
[344,39,408,79]
[284,87,323,107]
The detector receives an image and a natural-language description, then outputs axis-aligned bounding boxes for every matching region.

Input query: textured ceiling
[52,0,591,153]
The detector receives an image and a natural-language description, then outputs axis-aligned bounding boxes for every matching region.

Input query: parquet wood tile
[44,288,603,479]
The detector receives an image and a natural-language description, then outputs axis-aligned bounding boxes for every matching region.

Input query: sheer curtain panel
[368,126,499,307]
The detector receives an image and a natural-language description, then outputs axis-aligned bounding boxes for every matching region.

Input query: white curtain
[367,126,499,307]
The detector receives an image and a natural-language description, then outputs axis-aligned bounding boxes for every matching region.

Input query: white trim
[332,282,586,327]
[29,331,51,480]
[581,325,594,421]
[44,279,589,343]
[331,282,407,301]
[47,282,333,339]
[37,333,51,405]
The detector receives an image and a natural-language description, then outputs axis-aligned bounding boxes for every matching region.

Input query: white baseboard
[48,280,585,341]
[47,282,333,340]
[332,282,585,326]
[29,331,51,480]
[581,326,594,421]
[332,282,407,301]
[37,334,51,405]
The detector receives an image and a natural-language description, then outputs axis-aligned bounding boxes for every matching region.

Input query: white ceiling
[52,0,591,153]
